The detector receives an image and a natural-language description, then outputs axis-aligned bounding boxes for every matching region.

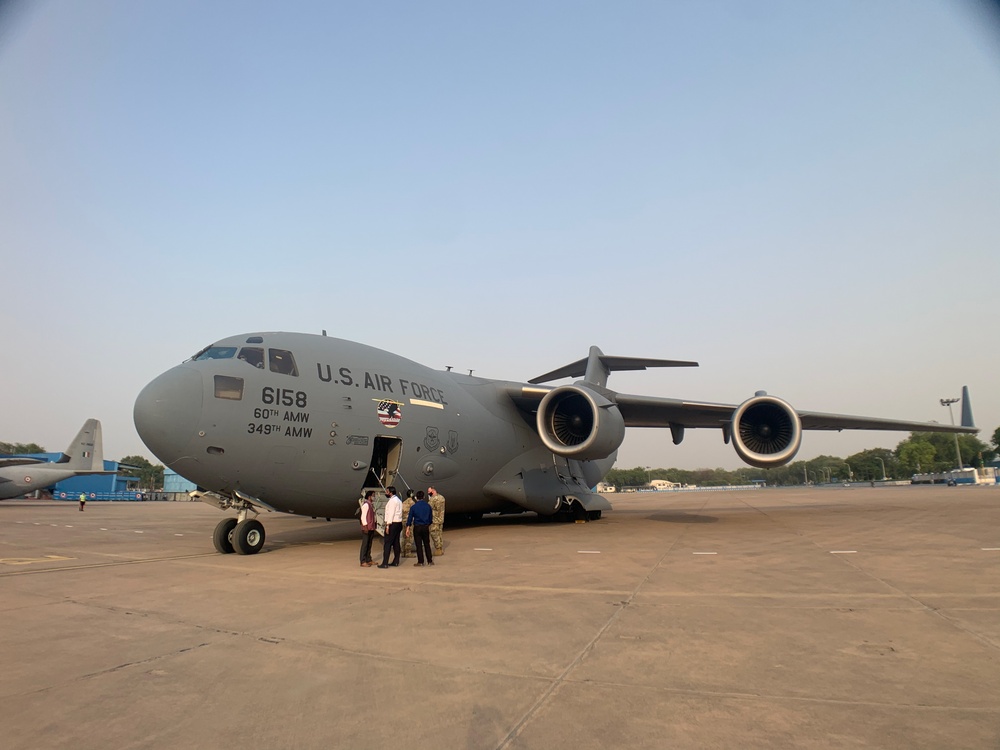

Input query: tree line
[607,429,1000,488]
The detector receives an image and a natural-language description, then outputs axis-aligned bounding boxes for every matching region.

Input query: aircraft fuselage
[134,333,612,520]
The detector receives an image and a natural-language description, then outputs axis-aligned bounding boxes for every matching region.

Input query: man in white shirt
[377,486,403,568]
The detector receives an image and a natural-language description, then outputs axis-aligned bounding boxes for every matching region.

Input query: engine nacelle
[537,385,626,460]
[731,394,802,468]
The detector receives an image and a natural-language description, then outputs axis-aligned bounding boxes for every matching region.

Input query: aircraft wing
[0,457,46,468]
[613,394,975,433]
[508,387,977,434]
[506,348,976,469]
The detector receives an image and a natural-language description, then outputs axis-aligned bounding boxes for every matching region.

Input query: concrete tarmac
[2,485,999,749]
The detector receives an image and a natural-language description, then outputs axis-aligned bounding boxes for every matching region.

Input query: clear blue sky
[1,1,998,469]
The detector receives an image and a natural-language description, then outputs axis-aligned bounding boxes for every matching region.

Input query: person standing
[428,486,445,555]
[405,490,434,566]
[79,492,87,512]
[400,490,416,558]
[359,491,376,567]
[378,486,403,568]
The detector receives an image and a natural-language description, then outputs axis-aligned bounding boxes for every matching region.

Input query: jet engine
[731,394,802,468]
[537,385,626,460]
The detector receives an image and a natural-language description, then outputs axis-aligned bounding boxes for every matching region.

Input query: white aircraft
[0,419,114,499]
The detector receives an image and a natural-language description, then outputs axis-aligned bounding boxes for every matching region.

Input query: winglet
[529,347,698,386]
[961,386,976,429]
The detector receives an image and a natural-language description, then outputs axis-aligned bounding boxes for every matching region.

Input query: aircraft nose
[133,366,204,465]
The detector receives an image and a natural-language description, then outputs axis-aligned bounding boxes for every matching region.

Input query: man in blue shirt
[405,490,435,566]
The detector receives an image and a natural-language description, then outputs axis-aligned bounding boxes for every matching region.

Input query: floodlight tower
[874,456,887,481]
[940,397,964,470]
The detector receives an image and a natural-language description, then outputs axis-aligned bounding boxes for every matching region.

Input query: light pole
[874,456,887,481]
[645,466,652,486]
[844,462,853,482]
[940,398,964,470]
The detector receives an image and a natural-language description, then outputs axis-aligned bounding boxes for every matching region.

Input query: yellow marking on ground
[0,555,76,566]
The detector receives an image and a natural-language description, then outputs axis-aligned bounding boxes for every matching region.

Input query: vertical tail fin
[583,346,611,388]
[58,419,104,470]
[960,386,975,428]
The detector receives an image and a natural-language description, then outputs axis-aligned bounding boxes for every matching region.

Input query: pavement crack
[494,496,706,750]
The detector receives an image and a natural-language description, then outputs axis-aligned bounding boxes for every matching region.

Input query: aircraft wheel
[587,510,602,521]
[233,518,266,555]
[212,518,238,554]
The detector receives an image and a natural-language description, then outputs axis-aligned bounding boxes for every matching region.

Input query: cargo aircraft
[133,332,977,555]
[0,419,113,499]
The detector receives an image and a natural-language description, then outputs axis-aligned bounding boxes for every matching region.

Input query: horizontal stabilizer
[529,345,697,388]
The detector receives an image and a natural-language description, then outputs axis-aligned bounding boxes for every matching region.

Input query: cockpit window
[214,375,244,400]
[195,346,237,361]
[237,347,265,369]
[268,349,299,376]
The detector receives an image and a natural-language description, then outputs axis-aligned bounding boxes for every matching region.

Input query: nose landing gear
[233,518,265,554]
[212,514,267,555]
[204,490,271,555]
[212,518,237,554]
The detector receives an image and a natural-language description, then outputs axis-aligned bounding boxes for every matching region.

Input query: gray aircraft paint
[0,419,112,499]
[133,332,977,554]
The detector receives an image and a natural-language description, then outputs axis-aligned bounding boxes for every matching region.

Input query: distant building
[164,467,197,496]
[911,467,997,485]
[2,452,139,500]
[650,479,679,491]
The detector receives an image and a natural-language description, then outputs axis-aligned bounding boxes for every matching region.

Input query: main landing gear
[212,512,266,555]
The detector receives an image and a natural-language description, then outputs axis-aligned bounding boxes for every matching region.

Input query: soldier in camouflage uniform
[427,486,445,555]
[400,490,416,558]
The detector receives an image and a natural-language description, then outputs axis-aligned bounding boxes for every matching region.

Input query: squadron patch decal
[424,426,440,451]
[374,399,403,428]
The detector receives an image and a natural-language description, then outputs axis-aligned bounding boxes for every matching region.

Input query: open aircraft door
[362,435,403,494]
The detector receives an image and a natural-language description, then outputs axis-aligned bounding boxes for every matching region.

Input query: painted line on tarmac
[830,550,857,554]
[578,550,601,554]
[474,548,493,551]
[0,555,75,566]
[0,552,220,577]
[982,547,1000,551]
[693,551,717,555]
